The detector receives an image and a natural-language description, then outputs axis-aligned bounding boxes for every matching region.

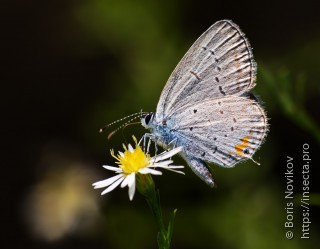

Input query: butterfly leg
[140,133,151,153]
[140,133,157,154]
[139,134,147,152]
[168,138,178,149]
[183,154,215,187]
[147,138,153,154]
[167,138,178,160]
[154,137,158,155]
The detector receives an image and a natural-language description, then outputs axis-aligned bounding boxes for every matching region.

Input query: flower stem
[136,174,176,249]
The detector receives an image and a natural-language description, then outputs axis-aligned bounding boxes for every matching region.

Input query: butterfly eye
[144,113,153,125]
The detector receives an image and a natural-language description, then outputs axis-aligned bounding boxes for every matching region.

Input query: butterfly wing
[156,20,256,120]
[148,20,267,183]
[169,95,267,167]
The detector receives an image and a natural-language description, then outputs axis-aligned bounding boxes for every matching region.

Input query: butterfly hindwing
[167,95,267,167]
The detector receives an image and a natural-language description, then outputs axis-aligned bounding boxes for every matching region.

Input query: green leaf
[167,209,177,245]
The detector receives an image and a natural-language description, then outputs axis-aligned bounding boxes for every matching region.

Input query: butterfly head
[141,112,155,129]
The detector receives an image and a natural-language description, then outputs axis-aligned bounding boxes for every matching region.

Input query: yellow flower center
[111,137,150,175]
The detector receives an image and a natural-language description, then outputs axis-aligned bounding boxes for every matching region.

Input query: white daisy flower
[93,136,184,200]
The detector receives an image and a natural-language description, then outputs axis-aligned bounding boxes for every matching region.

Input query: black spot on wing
[190,71,201,81]
[213,146,217,154]
[219,86,226,95]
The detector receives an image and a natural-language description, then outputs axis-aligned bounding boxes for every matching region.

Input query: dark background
[1,0,320,248]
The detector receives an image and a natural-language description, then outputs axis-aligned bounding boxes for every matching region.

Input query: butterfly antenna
[107,116,144,140]
[99,111,147,133]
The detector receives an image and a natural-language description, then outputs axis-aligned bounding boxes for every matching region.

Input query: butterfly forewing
[156,20,256,120]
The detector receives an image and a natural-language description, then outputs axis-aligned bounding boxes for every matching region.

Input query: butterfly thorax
[141,113,178,150]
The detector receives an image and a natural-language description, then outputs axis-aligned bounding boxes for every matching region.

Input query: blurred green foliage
[260,67,320,142]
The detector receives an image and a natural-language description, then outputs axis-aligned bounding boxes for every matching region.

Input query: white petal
[153,163,185,174]
[139,167,162,175]
[102,165,122,172]
[151,160,173,167]
[163,167,185,175]
[154,163,184,169]
[128,176,136,201]
[120,175,131,188]
[153,147,182,162]
[100,177,124,195]
[149,151,168,163]
[92,174,123,188]
[167,165,184,169]
[127,173,136,187]
[128,144,134,152]
[118,151,124,158]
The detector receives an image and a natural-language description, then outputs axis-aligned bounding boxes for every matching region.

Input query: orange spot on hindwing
[235,131,253,157]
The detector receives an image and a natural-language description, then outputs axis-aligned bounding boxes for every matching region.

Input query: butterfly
[139,20,268,187]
